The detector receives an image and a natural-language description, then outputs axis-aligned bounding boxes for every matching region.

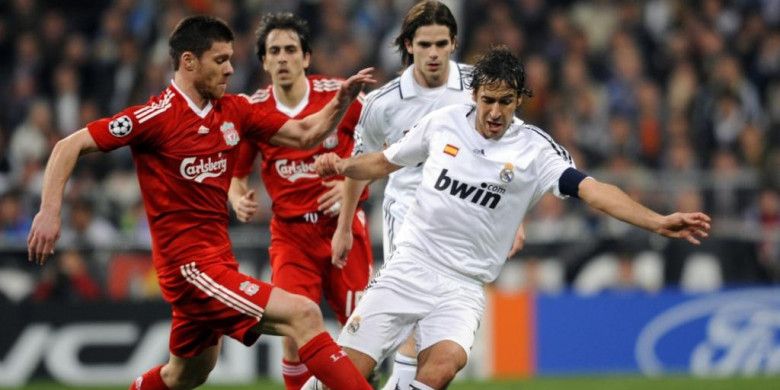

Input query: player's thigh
[337,284,421,366]
[416,283,484,361]
[269,235,324,304]
[256,285,322,337]
[324,227,372,324]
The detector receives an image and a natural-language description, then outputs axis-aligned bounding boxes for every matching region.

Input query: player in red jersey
[228,13,374,390]
[26,15,374,390]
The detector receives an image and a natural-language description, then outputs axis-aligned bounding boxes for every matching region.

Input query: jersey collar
[273,79,310,118]
[170,79,213,118]
[399,60,464,99]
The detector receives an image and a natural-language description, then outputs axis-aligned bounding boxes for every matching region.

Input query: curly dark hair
[394,1,457,66]
[255,12,312,63]
[169,15,234,71]
[469,46,533,98]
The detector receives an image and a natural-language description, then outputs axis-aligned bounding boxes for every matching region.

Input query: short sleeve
[239,95,290,144]
[382,113,434,167]
[87,105,159,152]
[233,141,259,178]
[532,135,576,199]
[352,94,385,156]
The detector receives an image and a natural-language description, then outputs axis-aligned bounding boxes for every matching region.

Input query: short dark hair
[255,12,312,63]
[169,15,234,70]
[469,47,533,98]
[394,1,457,66]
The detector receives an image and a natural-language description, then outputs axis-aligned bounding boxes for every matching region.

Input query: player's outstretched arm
[28,129,100,265]
[578,177,711,245]
[228,176,258,223]
[330,177,369,268]
[315,151,400,181]
[270,68,376,149]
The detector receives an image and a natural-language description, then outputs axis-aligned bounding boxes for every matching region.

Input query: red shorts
[156,254,273,358]
[269,209,373,324]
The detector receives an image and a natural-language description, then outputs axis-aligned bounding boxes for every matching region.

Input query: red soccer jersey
[234,75,368,219]
[87,82,288,272]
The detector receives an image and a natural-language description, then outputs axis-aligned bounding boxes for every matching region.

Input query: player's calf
[414,341,467,390]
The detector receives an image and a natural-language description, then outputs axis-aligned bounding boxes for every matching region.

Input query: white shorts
[338,251,485,365]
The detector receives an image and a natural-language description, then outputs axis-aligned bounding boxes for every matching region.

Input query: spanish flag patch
[443,144,459,157]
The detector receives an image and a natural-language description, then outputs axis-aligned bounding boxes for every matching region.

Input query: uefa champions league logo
[108,115,133,137]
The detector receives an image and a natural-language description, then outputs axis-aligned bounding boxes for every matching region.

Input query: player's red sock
[129,365,169,390]
[282,359,311,390]
[298,332,371,390]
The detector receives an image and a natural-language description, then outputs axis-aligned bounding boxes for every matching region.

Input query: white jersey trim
[274,81,310,118]
[170,80,213,119]
[398,60,468,99]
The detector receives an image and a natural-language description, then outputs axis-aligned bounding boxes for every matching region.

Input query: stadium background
[0,0,779,388]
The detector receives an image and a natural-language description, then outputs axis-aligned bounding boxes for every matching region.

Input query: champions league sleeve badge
[500,162,514,183]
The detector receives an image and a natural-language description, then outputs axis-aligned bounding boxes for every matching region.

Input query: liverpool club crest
[220,122,240,146]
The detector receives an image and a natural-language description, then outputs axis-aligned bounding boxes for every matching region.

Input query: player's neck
[173,73,209,108]
[412,62,449,89]
[274,76,308,108]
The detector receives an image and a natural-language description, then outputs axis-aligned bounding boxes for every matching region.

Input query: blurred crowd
[0,0,779,302]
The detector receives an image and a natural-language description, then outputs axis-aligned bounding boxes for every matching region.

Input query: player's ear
[303,51,311,70]
[405,38,413,55]
[182,52,196,71]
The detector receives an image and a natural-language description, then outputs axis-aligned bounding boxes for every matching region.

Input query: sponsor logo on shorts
[239,281,260,296]
[346,315,361,334]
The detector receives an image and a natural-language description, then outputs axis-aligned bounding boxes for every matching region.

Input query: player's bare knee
[417,357,464,389]
[288,295,324,337]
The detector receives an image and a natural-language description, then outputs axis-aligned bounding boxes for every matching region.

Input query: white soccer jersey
[383,103,576,284]
[353,61,474,256]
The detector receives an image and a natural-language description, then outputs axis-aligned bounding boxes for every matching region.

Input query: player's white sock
[381,353,417,390]
[409,380,434,390]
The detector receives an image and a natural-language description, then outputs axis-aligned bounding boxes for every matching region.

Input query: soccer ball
[109,115,133,137]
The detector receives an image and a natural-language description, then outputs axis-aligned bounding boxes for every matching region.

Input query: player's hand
[27,210,61,265]
[232,189,258,223]
[318,180,343,217]
[507,223,526,258]
[337,68,376,106]
[314,153,344,178]
[656,212,711,245]
[331,227,353,269]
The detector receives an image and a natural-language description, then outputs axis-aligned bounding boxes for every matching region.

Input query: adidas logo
[197,125,210,134]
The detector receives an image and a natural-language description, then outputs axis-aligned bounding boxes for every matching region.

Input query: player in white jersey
[331,3,523,388]
[309,47,711,390]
